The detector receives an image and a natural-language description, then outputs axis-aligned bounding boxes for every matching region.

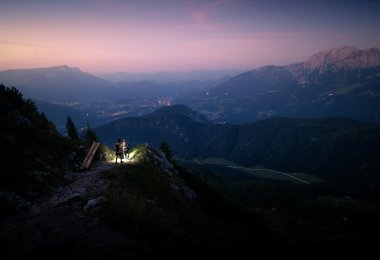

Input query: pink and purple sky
[1,0,380,74]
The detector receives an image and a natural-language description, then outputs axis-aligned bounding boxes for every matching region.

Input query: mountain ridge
[0,65,111,102]
[2,45,380,124]
[99,69,244,83]
[187,46,380,123]
[145,104,211,124]
[301,46,380,71]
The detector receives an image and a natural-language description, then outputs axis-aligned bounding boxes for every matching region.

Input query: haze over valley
[1,46,380,130]
[1,0,380,258]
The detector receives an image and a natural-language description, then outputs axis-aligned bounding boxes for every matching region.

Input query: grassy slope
[99,145,276,259]
[193,157,323,184]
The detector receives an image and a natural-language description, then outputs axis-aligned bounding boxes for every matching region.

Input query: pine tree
[40,112,48,123]
[160,141,173,162]
[84,123,99,146]
[65,115,78,139]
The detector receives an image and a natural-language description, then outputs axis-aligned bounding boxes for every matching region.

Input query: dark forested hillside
[95,106,380,199]
[0,85,74,194]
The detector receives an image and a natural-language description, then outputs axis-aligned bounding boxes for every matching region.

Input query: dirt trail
[31,161,114,212]
[0,161,142,260]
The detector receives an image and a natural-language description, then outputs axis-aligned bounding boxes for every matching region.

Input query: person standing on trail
[115,138,123,164]
[122,139,129,159]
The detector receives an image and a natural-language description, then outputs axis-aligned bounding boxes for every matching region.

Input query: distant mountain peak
[0,65,110,102]
[53,64,70,69]
[303,46,380,71]
[45,65,82,73]
[145,104,211,124]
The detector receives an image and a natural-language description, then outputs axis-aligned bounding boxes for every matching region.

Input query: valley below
[2,45,380,258]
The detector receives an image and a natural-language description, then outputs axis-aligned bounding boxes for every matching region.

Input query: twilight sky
[1,0,380,74]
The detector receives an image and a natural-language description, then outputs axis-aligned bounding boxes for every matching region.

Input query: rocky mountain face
[301,46,380,71]
[187,46,380,123]
[288,46,380,85]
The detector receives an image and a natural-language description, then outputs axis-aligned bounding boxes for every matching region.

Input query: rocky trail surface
[0,161,143,260]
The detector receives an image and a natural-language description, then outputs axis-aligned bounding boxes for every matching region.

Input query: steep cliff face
[288,46,380,85]
[302,46,380,71]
